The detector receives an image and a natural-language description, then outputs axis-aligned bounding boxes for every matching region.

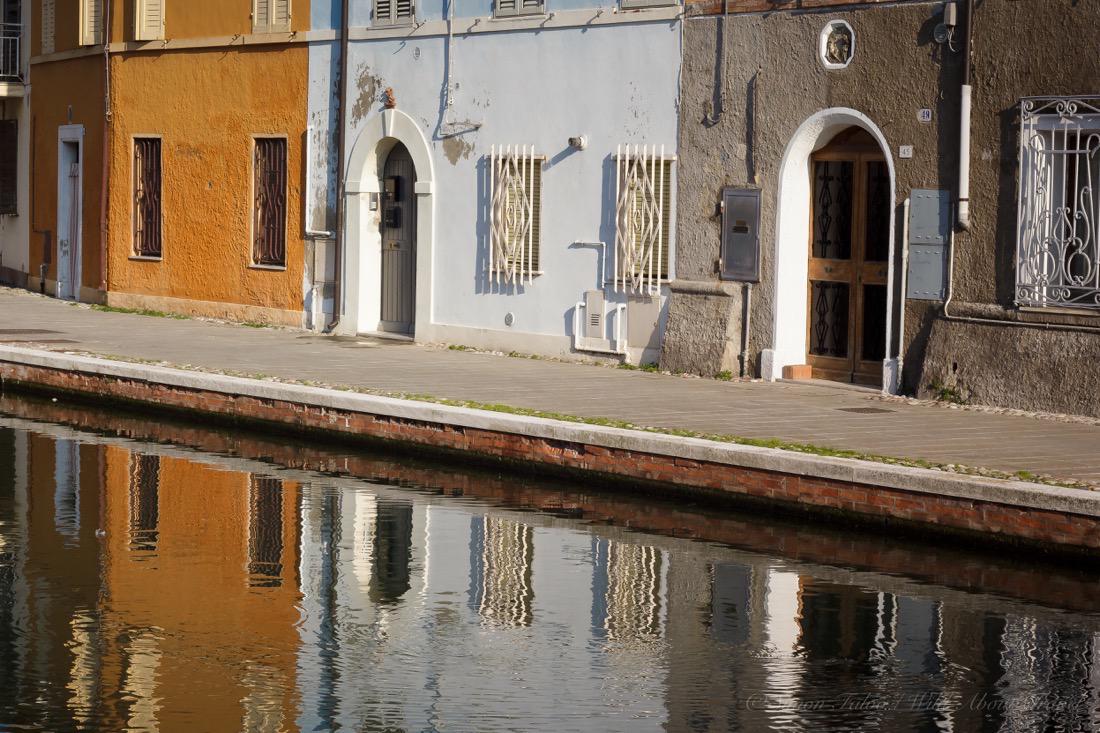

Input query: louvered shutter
[496,0,541,17]
[374,0,392,23]
[135,0,165,41]
[395,0,414,21]
[81,0,104,46]
[0,120,16,216]
[253,0,290,33]
[41,0,56,54]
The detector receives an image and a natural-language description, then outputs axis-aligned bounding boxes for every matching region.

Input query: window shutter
[253,0,290,33]
[0,120,17,216]
[495,0,517,14]
[395,0,414,21]
[41,0,56,55]
[135,0,165,41]
[496,0,540,16]
[374,0,392,23]
[81,0,105,46]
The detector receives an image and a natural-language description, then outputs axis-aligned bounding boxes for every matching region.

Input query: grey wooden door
[379,143,417,334]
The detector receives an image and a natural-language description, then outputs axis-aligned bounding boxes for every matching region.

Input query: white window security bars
[1016,96,1100,310]
[615,145,672,296]
[0,23,20,80]
[489,145,541,285]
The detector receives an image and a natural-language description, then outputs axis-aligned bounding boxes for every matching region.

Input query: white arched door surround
[765,107,900,393]
[341,108,435,337]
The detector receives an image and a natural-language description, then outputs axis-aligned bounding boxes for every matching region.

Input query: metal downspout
[326,0,351,333]
[98,0,112,295]
[956,0,973,231]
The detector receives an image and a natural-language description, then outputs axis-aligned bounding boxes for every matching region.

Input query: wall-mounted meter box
[720,188,761,282]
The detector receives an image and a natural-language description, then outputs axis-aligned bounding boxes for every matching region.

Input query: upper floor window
[489,145,542,284]
[79,0,103,46]
[252,136,287,268]
[252,0,290,34]
[495,0,543,18]
[1016,96,1100,311]
[134,0,165,41]
[374,0,414,25]
[615,145,673,294]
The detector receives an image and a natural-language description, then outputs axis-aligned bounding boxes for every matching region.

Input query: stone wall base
[2,357,1099,556]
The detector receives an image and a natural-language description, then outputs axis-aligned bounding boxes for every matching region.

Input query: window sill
[129,255,162,262]
[250,263,287,272]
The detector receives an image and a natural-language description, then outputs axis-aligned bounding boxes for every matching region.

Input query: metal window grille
[1017,96,1100,310]
[374,0,414,25]
[247,476,284,586]
[489,145,541,284]
[0,9,20,79]
[495,0,543,17]
[132,138,161,257]
[0,119,16,216]
[615,144,672,295]
[253,137,287,267]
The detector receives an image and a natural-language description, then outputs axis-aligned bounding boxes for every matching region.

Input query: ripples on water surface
[0,395,1098,732]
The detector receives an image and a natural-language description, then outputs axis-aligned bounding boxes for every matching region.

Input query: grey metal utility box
[720,188,761,282]
[906,189,951,300]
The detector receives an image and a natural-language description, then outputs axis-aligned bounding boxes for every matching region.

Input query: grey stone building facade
[662,0,1100,417]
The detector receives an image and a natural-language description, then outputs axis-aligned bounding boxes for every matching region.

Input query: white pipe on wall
[957,84,972,231]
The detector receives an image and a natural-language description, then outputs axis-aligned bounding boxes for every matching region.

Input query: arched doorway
[769,108,898,391]
[806,128,890,384]
[341,108,435,339]
[379,143,417,335]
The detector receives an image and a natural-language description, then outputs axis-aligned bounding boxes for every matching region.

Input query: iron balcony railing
[0,23,21,81]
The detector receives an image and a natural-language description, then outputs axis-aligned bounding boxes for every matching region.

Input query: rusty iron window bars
[253,137,288,268]
[132,137,162,257]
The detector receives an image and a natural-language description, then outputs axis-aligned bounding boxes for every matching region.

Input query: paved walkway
[2,287,1099,485]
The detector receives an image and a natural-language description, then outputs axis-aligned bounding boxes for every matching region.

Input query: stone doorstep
[1,345,1099,550]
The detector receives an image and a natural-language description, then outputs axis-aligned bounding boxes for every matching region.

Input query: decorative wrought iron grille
[1016,96,1100,309]
[489,145,541,284]
[253,138,287,267]
[132,138,161,257]
[615,145,672,295]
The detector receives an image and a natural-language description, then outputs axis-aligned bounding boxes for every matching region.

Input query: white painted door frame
[56,124,85,301]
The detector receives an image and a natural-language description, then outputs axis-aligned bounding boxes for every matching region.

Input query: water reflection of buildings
[1,421,1100,731]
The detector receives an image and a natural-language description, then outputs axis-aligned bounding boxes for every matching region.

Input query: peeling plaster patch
[350,65,385,126]
[442,136,475,166]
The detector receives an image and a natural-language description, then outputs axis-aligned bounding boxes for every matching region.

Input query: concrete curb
[1,344,1098,520]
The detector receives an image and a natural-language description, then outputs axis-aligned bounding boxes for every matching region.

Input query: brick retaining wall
[2,358,1099,555]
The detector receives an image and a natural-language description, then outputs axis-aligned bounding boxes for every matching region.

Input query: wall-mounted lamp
[568,135,588,151]
[934,1,958,45]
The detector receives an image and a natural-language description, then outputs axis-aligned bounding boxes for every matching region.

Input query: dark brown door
[807,130,890,385]
[379,143,417,334]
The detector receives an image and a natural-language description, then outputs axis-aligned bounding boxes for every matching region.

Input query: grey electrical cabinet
[906,189,951,300]
[720,188,761,282]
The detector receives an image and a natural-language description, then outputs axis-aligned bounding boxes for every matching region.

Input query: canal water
[0,395,1098,732]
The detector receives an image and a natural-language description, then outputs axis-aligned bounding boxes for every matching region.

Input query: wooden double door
[806,130,891,385]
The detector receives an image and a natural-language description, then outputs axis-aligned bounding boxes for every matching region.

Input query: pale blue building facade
[306,0,682,363]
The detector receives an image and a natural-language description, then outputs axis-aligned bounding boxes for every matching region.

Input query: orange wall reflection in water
[100,445,302,731]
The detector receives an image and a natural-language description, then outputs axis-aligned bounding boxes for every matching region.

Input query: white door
[57,135,82,301]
